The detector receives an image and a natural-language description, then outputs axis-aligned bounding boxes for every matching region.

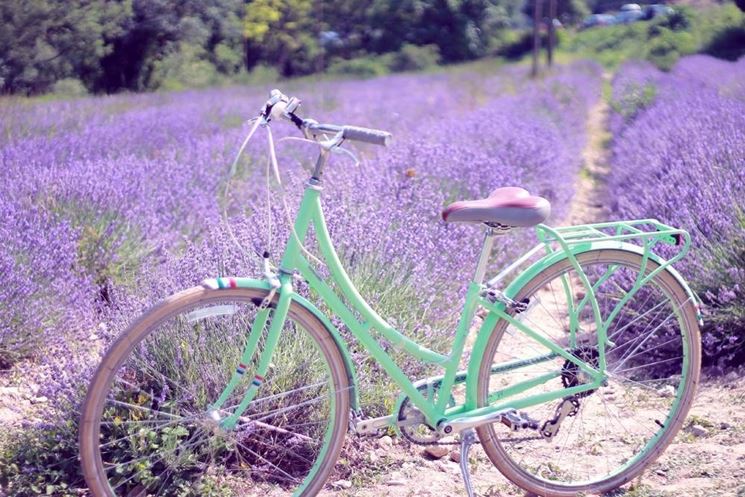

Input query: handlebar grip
[342,126,392,147]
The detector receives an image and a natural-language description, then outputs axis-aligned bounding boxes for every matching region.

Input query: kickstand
[459,428,477,497]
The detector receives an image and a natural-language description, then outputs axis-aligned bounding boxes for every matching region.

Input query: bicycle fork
[209,276,293,430]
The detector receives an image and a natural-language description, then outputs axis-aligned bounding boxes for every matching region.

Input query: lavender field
[608,55,745,368]
[0,61,603,493]
[1,54,744,494]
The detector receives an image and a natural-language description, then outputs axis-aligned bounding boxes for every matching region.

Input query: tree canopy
[6,0,739,95]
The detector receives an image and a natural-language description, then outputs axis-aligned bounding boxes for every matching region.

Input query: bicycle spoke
[480,254,696,492]
[86,293,344,496]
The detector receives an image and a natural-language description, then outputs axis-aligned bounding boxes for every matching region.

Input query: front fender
[203,277,360,410]
[464,241,701,409]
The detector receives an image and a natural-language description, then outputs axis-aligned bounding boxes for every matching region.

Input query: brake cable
[221,104,361,273]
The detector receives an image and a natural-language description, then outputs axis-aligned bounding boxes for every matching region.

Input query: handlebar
[262,89,392,147]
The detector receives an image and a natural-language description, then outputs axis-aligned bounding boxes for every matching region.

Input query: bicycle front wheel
[80,286,350,497]
[476,249,701,497]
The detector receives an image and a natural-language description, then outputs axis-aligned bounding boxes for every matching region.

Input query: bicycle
[80,90,702,497]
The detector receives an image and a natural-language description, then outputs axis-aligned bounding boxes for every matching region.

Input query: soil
[326,372,745,497]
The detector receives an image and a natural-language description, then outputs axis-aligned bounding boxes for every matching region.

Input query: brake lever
[260,89,288,120]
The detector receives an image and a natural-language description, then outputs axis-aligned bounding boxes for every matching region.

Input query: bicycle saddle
[442,186,550,227]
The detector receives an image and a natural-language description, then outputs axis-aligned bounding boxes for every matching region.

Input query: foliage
[0,0,525,93]
[522,0,591,25]
[149,43,222,91]
[0,0,130,95]
[327,55,392,78]
[495,30,553,60]
[0,419,84,496]
[608,55,745,369]
[562,3,745,70]
[388,44,441,72]
[704,25,745,61]
[0,0,245,94]
[3,0,743,95]
[244,0,321,76]
[50,79,89,98]
[327,43,441,77]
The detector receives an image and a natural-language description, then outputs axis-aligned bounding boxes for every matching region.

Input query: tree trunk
[532,0,543,78]
[547,0,557,67]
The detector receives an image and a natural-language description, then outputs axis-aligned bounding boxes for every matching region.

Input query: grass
[557,3,745,70]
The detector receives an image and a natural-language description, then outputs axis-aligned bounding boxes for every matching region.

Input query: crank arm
[354,412,426,435]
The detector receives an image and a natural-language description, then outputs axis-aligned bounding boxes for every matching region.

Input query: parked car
[643,4,675,20]
[581,3,673,30]
[581,13,617,29]
[616,3,646,24]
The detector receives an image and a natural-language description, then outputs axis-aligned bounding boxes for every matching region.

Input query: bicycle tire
[476,249,701,496]
[80,286,350,497]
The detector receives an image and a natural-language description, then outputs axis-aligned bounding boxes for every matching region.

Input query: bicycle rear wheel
[476,249,700,497]
[80,286,350,497]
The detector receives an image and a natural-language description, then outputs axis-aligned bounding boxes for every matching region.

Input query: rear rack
[536,219,690,251]
[487,219,690,289]
[485,219,695,351]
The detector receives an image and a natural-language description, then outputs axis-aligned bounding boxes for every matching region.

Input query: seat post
[473,226,499,285]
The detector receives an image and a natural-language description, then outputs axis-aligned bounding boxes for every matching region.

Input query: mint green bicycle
[80,90,702,497]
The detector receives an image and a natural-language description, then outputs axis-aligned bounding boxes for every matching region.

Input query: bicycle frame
[208,169,699,432]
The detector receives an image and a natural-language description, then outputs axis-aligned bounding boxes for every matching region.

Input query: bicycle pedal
[501,410,540,431]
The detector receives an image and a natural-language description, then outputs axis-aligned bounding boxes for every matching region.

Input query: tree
[523,0,590,25]
[366,0,490,62]
[0,0,130,94]
[736,0,745,12]
[244,0,321,76]
[97,0,244,92]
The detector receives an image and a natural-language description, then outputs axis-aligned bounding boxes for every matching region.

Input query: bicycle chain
[400,345,591,447]
[561,346,600,399]
[399,422,545,446]
[398,405,547,446]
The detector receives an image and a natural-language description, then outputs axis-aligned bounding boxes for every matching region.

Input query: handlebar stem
[312,148,331,181]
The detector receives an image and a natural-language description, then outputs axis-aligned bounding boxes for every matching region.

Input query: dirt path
[326,372,745,497]
[567,77,611,226]
[323,82,745,497]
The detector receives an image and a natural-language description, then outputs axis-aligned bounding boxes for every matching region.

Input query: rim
[85,292,341,497]
[480,253,695,489]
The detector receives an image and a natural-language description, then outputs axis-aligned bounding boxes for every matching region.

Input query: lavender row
[1,62,602,402]
[0,63,604,492]
[608,55,745,368]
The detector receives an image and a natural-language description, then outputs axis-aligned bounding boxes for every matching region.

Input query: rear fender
[465,241,701,409]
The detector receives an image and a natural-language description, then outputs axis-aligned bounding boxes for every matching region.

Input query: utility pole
[531,0,543,78]
[547,0,557,67]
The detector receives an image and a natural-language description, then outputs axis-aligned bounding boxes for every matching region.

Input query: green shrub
[704,25,745,60]
[388,44,441,72]
[51,78,88,98]
[0,416,237,497]
[327,55,392,78]
[236,64,280,86]
[561,3,745,70]
[150,43,221,91]
[647,28,698,70]
[0,419,84,497]
[213,42,243,74]
[496,30,554,60]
